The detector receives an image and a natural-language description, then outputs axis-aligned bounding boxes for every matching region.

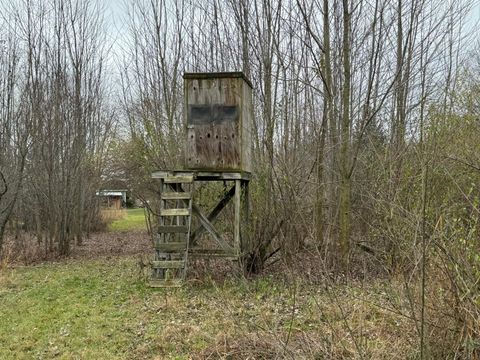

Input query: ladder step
[155,242,187,252]
[164,175,194,184]
[162,192,191,200]
[160,208,190,216]
[158,225,189,233]
[152,260,185,269]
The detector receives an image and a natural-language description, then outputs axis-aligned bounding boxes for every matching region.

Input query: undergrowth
[0,256,435,359]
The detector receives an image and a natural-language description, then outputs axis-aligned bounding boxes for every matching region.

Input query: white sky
[101,0,480,49]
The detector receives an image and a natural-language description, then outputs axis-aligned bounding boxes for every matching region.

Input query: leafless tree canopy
[1,0,114,255]
[1,0,480,356]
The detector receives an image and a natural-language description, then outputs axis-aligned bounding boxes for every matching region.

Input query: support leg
[234,179,241,258]
[241,180,250,255]
[157,178,165,280]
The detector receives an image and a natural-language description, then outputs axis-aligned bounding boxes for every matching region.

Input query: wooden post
[157,178,165,279]
[241,180,250,255]
[234,179,241,258]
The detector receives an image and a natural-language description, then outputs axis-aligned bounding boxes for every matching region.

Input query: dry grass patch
[1,254,461,359]
[101,208,127,222]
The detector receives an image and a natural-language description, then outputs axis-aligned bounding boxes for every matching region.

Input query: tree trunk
[322,0,337,256]
[338,0,352,269]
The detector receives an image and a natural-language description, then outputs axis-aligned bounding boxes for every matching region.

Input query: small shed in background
[96,190,127,209]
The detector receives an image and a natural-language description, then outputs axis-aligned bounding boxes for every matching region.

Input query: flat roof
[152,170,252,181]
[96,191,125,197]
[183,72,253,88]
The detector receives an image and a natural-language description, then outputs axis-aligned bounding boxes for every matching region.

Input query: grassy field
[0,255,426,359]
[106,208,147,232]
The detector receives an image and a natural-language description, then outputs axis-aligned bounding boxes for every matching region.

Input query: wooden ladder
[150,174,194,287]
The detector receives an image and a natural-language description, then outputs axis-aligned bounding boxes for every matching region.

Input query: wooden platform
[149,170,251,287]
[152,170,252,181]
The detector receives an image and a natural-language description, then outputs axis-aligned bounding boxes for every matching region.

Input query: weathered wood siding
[184,73,252,172]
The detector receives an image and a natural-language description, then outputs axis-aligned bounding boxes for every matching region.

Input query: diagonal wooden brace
[166,183,234,253]
[191,204,234,253]
[190,185,235,244]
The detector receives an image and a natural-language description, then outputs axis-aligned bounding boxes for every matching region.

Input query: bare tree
[2,0,114,256]
[0,10,31,255]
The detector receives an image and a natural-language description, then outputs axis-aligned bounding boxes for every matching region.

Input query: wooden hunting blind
[184,72,252,172]
[149,72,253,287]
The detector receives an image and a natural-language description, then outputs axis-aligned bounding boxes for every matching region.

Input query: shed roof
[96,190,127,197]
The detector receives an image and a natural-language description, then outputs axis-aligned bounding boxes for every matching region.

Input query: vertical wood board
[184,73,252,172]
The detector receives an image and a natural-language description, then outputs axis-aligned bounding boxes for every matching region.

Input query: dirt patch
[71,231,151,260]
[1,230,151,266]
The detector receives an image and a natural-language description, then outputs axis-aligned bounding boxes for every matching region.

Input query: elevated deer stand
[150,72,253,287]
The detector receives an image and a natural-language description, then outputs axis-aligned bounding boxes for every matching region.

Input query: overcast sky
[102,0,480,51]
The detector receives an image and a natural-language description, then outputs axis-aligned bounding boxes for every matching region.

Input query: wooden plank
[152,260,185,269]
[195,171,222,178]
[241,180,250,255]
[241,81,253,173]
[152,171,172,179]
[164,175,193,183]
[155,242,187,252]
[160,208,190,216]
[162,192,191,200]
[195,172,252,181]
[234,179,241,256]
[158,225,189,233]
[152,170,251,181]
[183,72,253,88]
[159,178,165,229]
[152,171,193,179]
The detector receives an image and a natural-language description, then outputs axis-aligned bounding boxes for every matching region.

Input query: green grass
[0,259,143,359]
[107,208,147,232]
[0,256,420,359]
